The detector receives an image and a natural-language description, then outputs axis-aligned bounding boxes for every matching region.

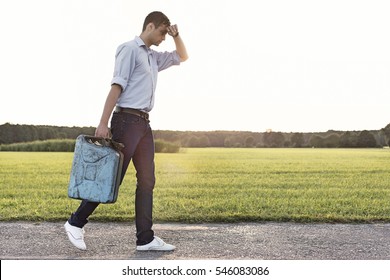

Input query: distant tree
[283,140,291,147]
[357,130,377,147]
[323,134,340,148]
[187,136,200,147]
[263,132,285,147]
[0,123,13,144]
[381,123,390,146]
[37,127,57,140]
[207,132,228,147]
[339,131,357,147]
[224,137,232,147]
[245,136,255,147]
[291,133,304,147]
[273,132,285,147]
[198,135,210,147]
[309,135,324,147]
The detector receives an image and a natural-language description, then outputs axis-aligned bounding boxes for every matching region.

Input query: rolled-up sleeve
[111,44,136,91]
[155,50,181,72]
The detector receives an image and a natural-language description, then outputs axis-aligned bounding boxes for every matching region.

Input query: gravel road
[1,222,389,260]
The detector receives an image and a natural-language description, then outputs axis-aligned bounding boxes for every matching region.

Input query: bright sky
[0,0,389,133]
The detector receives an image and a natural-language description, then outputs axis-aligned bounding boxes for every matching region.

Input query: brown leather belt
[114,107,149,120]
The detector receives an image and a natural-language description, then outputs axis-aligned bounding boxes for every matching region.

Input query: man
[64,11,188,251]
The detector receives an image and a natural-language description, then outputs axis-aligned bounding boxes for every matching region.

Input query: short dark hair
[142,11,170,31]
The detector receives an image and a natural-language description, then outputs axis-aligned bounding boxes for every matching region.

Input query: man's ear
[146,22,155,31]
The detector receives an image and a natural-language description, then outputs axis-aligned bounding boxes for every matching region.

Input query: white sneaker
[64,221,86,250]
[136,236,176,251]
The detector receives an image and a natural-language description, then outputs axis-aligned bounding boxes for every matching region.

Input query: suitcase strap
[84,135,125,151]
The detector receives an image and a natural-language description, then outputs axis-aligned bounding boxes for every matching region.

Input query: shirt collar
[135,36,149,49]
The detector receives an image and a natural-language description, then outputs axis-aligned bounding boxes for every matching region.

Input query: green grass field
[1,148,389,223]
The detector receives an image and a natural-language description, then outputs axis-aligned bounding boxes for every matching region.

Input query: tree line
[0,123,95,145]
[1,122,390,148]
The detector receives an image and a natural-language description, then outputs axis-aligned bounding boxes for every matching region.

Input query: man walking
[65,11,188,251]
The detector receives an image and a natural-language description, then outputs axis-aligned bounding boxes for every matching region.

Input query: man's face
[150,24,168,46]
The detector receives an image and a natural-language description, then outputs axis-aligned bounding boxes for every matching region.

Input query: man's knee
[136,174,155,192]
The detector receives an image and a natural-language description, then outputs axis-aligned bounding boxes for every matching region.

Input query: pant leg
[68,112,142,228]
[68,200,99,228]
[132,123,155,245]
[110,112,156,245]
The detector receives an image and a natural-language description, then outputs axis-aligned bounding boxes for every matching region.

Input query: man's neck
[139,34,151,48]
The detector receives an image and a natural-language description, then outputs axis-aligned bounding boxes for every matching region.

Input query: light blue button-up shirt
[111,36,181,112]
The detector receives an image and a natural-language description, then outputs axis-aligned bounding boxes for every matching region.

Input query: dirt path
[1,222,389,260]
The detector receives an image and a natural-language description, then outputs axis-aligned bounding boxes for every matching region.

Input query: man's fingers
[168,24,178,35]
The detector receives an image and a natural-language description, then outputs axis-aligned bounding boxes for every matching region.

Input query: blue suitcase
[68,135,124,203]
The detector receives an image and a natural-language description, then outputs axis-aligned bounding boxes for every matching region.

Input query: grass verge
[0,148,389,223]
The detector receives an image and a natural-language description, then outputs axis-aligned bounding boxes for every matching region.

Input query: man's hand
[167,24,179,38]
[95,123,111,138]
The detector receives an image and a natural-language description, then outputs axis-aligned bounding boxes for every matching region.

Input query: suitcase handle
[83,135,125,151]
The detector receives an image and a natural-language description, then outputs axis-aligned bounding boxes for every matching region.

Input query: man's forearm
[99,84,122,126]
[173,35,189,62]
